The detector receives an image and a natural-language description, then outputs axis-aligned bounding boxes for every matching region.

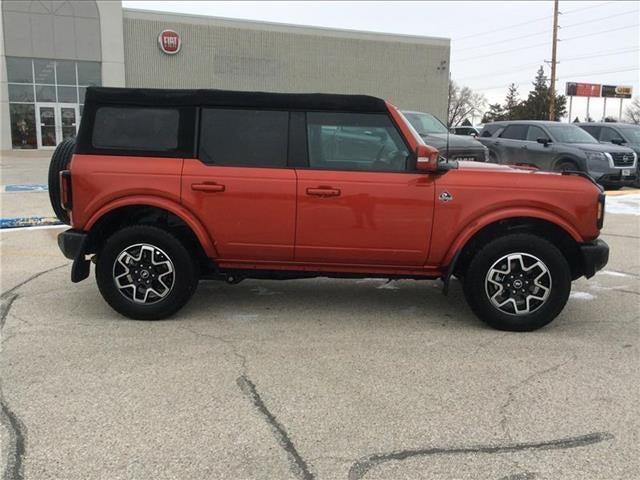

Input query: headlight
[585,151,606,162]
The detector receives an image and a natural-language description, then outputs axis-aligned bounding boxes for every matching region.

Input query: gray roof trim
[122,8,450,47]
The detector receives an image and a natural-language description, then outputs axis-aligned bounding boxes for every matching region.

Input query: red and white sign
[565,82,601,97]
[158,29,181,54]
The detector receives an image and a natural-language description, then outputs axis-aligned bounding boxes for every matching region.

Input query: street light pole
[549,0,559,120]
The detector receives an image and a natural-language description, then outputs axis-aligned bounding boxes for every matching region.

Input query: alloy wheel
[484,252,552,315]
[113,243,175,304]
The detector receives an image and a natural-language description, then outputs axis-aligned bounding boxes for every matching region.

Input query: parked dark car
[451,125,483,137]
[402,111,489,162]
[478,120,638,189]
[578,122,640,187]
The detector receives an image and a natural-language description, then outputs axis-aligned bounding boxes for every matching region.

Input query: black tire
[462,234,571,331]
[47,138,75,224]
[489,150,498,163]
[96,225,199,320]
[554,159,579,172]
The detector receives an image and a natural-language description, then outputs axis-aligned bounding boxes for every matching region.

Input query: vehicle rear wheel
[47,138,75,224]
[462,234,571,331]
[96,225,199,320]
[554,159,579,172]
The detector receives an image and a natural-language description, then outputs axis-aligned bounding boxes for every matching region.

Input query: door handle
[192,183,225,193]
[306,187,341,197]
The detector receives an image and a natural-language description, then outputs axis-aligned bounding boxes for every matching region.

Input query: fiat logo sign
[158,29,181,54]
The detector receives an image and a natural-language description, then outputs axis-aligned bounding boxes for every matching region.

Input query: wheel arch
[84,198,217,260]
[447,214,585,281]
[552,153,584,171]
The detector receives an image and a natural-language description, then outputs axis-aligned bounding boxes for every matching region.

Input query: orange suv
[51,87,608,331]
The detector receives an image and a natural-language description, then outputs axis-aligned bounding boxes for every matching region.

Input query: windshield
[619,126,640,143]
[403,112,449,135]
[547,125,598,144]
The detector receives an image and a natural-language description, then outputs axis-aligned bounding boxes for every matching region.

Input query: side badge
[439,191,453,202]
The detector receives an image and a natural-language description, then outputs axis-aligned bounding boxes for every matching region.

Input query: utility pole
[549,0,559,120]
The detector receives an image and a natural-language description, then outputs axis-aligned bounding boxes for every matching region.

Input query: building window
[6,56,101,148]
[9,104,37,149]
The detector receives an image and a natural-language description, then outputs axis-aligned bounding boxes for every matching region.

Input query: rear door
[294,111,435,266]
[181,108,297,261]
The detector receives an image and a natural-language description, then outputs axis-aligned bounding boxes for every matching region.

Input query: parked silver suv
[578,122,640,188]
[478,121,637,189]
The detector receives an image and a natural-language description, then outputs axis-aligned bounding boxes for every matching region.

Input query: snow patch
[570,291,596,300]
[605,194,640,216]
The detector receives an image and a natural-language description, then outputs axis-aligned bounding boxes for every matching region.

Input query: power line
[562,9,638,29]
[454,22,640,61]
[456,9,638,53]
[453,1,616,43]
[560,23,640,42]
[455,47,639,82]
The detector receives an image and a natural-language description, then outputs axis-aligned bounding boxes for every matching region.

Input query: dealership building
[0,1,450,151]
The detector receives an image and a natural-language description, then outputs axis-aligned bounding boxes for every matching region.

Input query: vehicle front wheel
[96,225,199,320]
[554,160,579,172]
[462,234,571,331]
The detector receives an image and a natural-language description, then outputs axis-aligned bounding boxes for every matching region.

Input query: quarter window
[199,109,289,167]
[306,112,408,172]
[500,125,528,140]
[92,107,180,151]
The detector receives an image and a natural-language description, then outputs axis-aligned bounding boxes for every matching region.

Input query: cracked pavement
[1,212,638,480]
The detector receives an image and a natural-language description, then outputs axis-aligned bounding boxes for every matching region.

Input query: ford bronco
[51,87,609,331]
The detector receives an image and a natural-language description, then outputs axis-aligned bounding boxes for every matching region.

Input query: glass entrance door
[36,103,79,148]
[36,104,57,148]
[60,105,79,142]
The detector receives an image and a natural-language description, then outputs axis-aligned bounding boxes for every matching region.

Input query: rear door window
[306,112,408,172]
[500,125,528,140]
[92,107,179,151]
[199,109,289,167]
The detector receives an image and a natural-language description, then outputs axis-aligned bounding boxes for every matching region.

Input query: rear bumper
[57,229,90,282]
[580,239,609,279]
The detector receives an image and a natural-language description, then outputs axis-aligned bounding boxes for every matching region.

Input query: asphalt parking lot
[1,155,639,480]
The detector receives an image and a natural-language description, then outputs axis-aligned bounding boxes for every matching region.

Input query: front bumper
[596,172,638,187]
[580,239,609,279]
[58,229,90,282]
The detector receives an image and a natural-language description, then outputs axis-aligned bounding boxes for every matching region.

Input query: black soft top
[85,87,389,113]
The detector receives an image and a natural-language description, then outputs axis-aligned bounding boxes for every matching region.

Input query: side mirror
[415,144,440,172]
[611,138,625,145]
[537,137,551,146]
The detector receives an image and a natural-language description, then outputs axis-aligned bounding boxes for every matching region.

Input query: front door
[36,103,79,148]
[181,108,297,261]
[295,112,435,266]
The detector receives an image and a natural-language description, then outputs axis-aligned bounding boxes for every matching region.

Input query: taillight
[59,170,72,210]
[596,192,605,230]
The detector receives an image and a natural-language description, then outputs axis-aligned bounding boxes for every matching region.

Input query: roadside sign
[601,85,633,99]
[565,82,601,97]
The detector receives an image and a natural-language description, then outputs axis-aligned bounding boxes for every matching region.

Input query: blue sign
[4,184,48,192]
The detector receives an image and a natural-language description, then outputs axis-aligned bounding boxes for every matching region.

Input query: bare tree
[624,96,640,125]
[448,80,486,127]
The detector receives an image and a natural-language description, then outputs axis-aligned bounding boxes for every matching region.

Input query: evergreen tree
[504,83,521,119]
[516,66,566,120]
[481,103,506,123]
